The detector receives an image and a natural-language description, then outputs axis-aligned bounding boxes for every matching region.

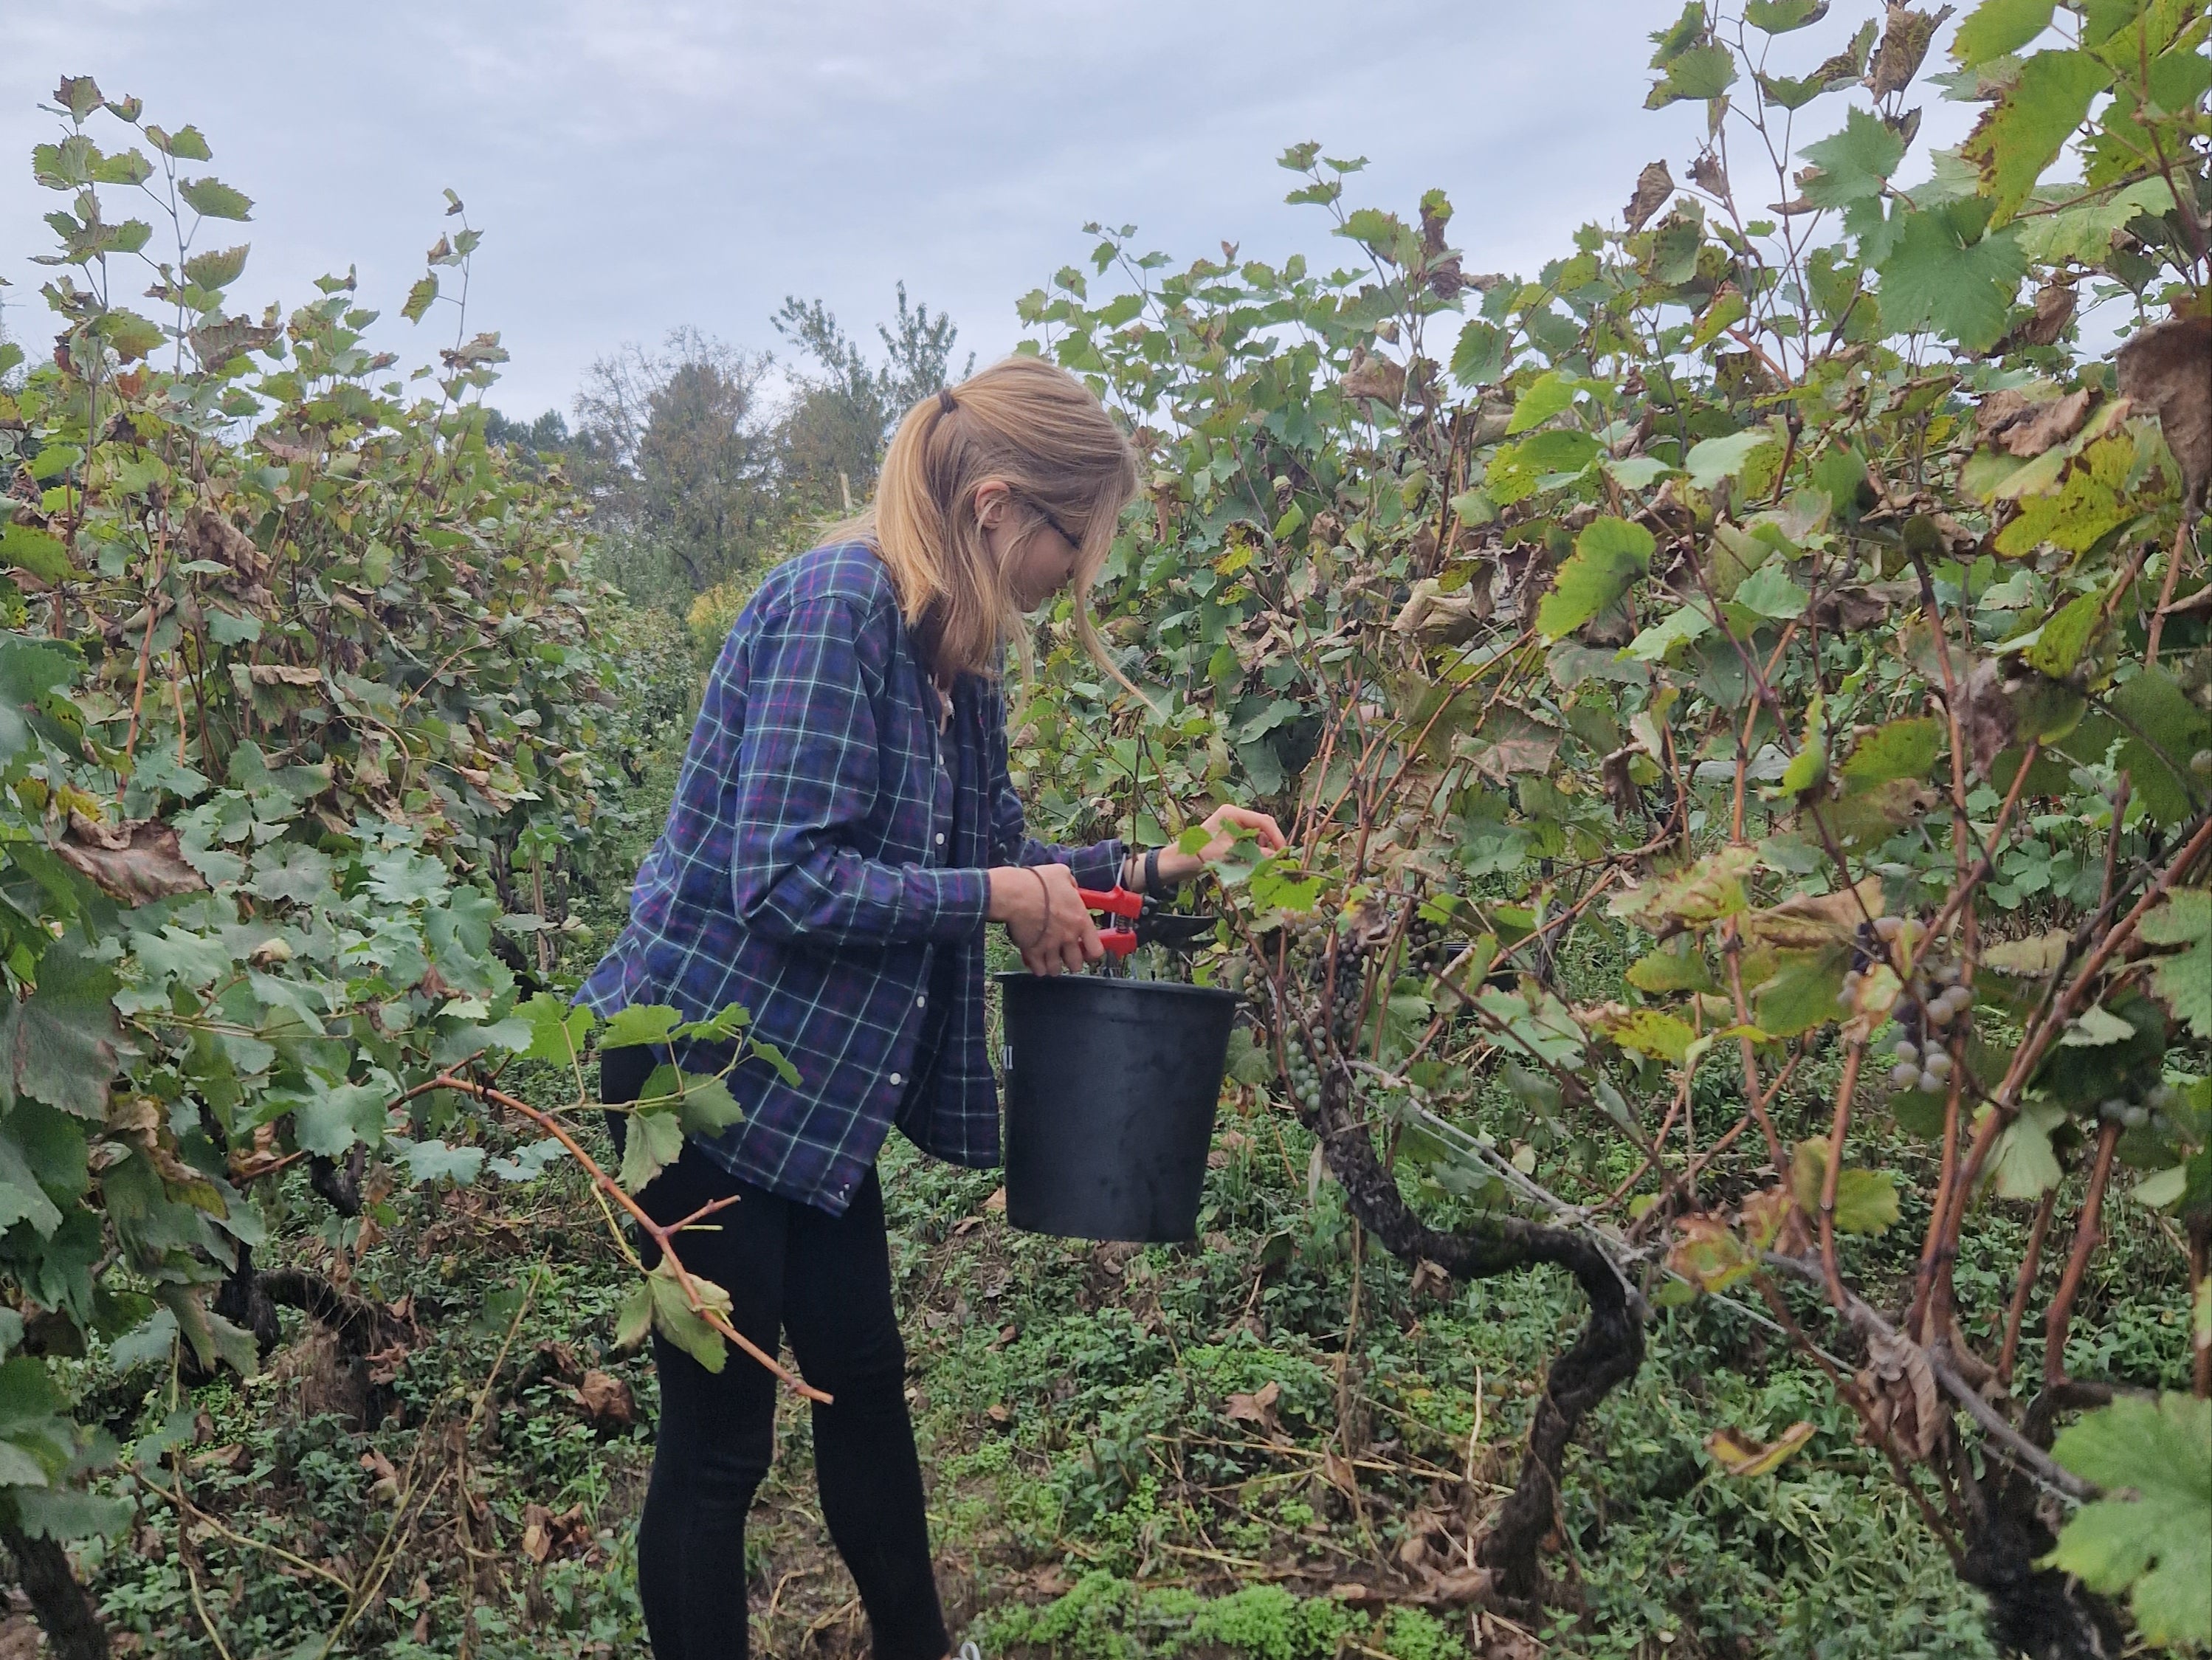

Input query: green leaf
[1506,371,1579,435]
[1799,107,1908,207]
[599,1005,683,1051]
[744,1040,804,1089]
[2047,1394,2212,1647]
[1602,1008,1698,1064]
[1754,946,1852,1038]
[1876,199,2027,354]
[1627,942,1720,994]
[1647,42,1738,107]
[1953,0,2055,66]
[1791,1140,1901,1235]
[0,1128,62,1239]
[520,992,593,1068]
[1743,0,1826,32]
[1839,716,1944,795]
[2021,591,2104,678]
[1988,1098,2064,1196]
[1779,693,1829,798]
[12,1487,131,1543]
[398,1139,485,1186]
[613,1281,652,1351]
[4,947,123,1120]
[1450,319,1509,388]
[0,523,71,584]
[1732,562,1809,620]
[147,123,213,161]
[674,1071,744,1137]
[2143,891,2211,1039]
[1624,603,1714,663]
[177,177,253,221]
[0,1441,49,1488]
[618,1107,685,1193]
[1537,517,1654,641]
[181,244,249,291]
[1995,433,2135,557]
[293,1081,388,1160]
[2112,668,2212,826]
[402,275,438,323]
[646,1258,730,1374]
[1684,428,1776,490]
[1962,49,2112,225]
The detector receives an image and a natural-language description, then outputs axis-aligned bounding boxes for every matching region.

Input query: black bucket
[997,973,1240,1242]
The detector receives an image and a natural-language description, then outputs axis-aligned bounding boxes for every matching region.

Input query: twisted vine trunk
[1302,1082,1645,1604]
[1,1518,107,1660]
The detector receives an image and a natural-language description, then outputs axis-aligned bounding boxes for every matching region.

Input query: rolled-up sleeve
[730,594,990,945]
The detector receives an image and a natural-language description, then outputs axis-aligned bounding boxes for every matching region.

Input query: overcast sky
[4,1,1976,421]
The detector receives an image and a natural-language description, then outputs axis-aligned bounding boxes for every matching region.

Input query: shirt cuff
[1061,838,1127,891]
[915,865,992,940]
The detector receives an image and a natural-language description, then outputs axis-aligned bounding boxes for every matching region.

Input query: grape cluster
[1405,910,1450,971]
[1308,946,1368,1045]
[1837,915,1974,1096]
[2098,1083,2182,1133]
[1284,1044,1324,1112]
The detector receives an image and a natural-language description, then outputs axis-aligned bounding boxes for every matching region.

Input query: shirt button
[888,1072,903,1087]
[916,993,927,1008]
[935,832,945,844]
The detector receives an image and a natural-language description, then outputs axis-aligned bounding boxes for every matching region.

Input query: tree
[571,328,781,603]
[773,282,974,514]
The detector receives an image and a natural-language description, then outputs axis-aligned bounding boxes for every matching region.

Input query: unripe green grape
[1890,1062,1920,1089]
[1924,1051,1952,1080]
[1894,1039,1919,1063]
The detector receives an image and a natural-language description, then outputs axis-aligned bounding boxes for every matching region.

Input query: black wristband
[1145,846,1163,893]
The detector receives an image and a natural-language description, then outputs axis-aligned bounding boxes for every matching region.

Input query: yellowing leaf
[1839,717,1944,795]
[1610,845,1760,931]
[1705,1419,1819,1478]
[1962,49,2112,225]
[1598,1006,1698,1064]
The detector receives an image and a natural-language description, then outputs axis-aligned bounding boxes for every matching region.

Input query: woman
[577,354,1283,1660]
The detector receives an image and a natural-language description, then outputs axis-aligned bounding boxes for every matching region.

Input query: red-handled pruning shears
[1076,888,1220,957]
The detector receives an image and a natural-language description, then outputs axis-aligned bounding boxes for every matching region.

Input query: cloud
[1,1,1984,419]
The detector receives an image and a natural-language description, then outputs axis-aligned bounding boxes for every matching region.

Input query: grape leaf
[618,1106,685,1194]
[1877,200,2027,354]
[1839,717,1944,795]
[646,1259,731,1374]
[520,992,593,1068]
[1799,107,1907,207]
[1963,50,2112,225]
[599,1004,683,1050]
[178,177,253,222]
[1952,0,2055,66]
[1536,517,1653,640]
[2047,1393,2212,1647]
[2142,890,2211,1039]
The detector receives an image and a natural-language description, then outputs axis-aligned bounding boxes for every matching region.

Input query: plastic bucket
[997,973,1240,1243]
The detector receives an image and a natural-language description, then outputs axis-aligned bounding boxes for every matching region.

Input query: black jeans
[602,1049,947,1660]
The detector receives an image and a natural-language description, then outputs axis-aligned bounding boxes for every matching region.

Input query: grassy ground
[66,1066,2193,1659]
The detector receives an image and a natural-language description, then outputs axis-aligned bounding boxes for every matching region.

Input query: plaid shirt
[577,542,1123,1215]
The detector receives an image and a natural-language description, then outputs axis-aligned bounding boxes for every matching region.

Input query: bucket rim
[993,971,1240,1004]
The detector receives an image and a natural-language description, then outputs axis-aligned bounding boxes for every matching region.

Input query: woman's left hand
[1154,803,1286,886]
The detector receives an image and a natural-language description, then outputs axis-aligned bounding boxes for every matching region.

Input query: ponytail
[827,356,1140,683]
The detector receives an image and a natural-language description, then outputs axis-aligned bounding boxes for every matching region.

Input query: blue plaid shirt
[577,543,1123,1214]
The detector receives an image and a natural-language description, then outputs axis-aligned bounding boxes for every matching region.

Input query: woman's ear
[971,478,1010,531]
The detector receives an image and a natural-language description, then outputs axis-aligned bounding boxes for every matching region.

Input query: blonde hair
[830,354,1140,680]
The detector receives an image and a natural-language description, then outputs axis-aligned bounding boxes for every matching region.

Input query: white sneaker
[957,1644,982,1660]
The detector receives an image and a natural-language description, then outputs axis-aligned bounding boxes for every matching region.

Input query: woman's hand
[1153,804,1286,887]
[988,863,1104,975]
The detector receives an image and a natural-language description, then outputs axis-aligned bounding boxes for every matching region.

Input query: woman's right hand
[987,864,1103,976]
